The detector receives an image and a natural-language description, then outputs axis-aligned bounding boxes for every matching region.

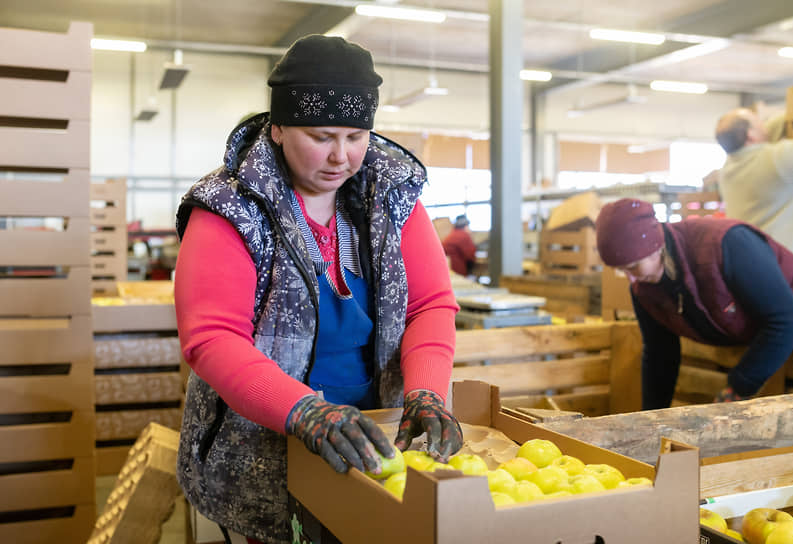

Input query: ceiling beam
[541,0,793,94]
[275,5,354,48]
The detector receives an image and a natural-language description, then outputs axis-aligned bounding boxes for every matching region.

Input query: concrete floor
[95,475,186,544]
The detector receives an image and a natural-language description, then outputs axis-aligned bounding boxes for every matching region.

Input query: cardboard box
[288,380,700,544]
[545,191,602,232]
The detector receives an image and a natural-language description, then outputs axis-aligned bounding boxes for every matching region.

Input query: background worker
[442,214,477,276]
[595,198,793,410]
[715,107,793,251]
[174,35,463,543]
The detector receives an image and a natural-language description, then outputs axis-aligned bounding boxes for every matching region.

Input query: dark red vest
[633,218,793,343]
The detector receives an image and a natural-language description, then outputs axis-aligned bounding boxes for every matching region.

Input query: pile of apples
[701,507,793,543]
[365,438,653,506]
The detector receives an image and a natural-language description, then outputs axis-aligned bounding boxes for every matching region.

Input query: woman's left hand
[394,389,463,463]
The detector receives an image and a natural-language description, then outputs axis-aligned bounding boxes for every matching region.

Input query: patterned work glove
[394,390,463,463]
[286,395,394,474]
[714,386,750,403]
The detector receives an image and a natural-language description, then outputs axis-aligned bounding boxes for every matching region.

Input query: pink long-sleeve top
[175,200,459,434]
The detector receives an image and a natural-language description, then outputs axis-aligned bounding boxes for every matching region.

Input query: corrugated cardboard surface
[288,380,700,543]
[0,315,92,365]
[0,455,95,511]
[0,169,90,217]
[545,192,602,232]
[0,504,96,544]
[95,372,182,404]
[0,410,95,463]
[0,359,94,413]
[93,304,177,333]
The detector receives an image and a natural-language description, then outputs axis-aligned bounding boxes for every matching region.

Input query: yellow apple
[383,471,407,500]
[583,464,625,489]
[724,529,744,542]
[525,465,569,494]
[569,473,606,494]
[741,508,793,544]
[486,468,517,495]
[551,455,586,476]
[490,491,516,507]
[364,447,405,480]
[616,477,653,488]
[765,523,793,544]
[543,490,573,499]
[509,480,545,503]
[498,456,538,481]
[700,508,728,533]
[428,461,456,472]
[517,439,563,468]
[448,453,489,476]
[402,450,436,471]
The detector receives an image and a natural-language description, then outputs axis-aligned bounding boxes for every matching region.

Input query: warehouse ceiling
[3,0,793,100]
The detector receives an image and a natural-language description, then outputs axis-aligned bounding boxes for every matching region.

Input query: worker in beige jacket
[715,108,793,251]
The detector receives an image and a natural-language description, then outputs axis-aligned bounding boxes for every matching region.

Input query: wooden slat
[90,206,126,226]
[454,322,612,363]
[0,22,92,72]
[0,315,92,365]
[0,217,90,267]
[0,360,94,413]
[608,321,642,413]
[96,408,182,441]
[94,336,181,369]
[0,456,94,511]
[502,385,610,417]
[0,410,95,463]
[538,394,793,465]
[451,355,609,396]
[0,266,91,317]
[0,121,89,169]
[95,373,183,404]
[92,304,177,333]
[0,71,90,120]
[675,365,727,398]
[0,503,95,544]
[0,170,90,217]
[680,338,743,366]
[500,275,593,300]
[701,447,793,498]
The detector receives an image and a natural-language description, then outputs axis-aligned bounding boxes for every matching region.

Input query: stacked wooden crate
[93,282,183,475]
[0,22,96,543]
[539,227,601,276]
[91,178,128,296]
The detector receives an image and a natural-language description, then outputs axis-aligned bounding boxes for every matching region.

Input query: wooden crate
[539,227,601,276]
[90,178,127,295]
[452,321,793,417]
[500,273,601,318]
[93,303,183,474]
[0,21,96,543]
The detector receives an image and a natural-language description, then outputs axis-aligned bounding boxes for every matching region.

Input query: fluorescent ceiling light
[663,39,730,63]
[380,104,401,113]
[779,47,793,58]
[520,69,552,82]
[91,38,147,52]
[650,80,708,94]
[354,4,446,23]
[589,28,665,45]
[423,86,449,95]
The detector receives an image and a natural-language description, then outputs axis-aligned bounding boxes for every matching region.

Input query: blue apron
[308,273,375,409]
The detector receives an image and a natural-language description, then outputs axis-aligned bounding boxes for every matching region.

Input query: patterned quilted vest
[634,218,793,343]
[173,113,427,542]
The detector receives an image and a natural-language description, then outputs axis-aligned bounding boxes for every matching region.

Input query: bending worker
[173,35,463,543]
[715,108,793,251]
[596,198,793,410]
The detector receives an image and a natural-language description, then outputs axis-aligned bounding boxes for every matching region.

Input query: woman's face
[271,125,369,196]
[616,248,664,284]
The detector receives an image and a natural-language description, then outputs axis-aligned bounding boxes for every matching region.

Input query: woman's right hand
[286,395,395,474]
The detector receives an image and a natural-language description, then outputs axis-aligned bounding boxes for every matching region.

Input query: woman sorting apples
[172,35,463,544]
[596,198,793,409]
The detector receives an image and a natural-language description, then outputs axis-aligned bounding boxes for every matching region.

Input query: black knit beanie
[268,35,382,130]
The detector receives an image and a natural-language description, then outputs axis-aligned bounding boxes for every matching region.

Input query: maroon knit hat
[595,198,664,267]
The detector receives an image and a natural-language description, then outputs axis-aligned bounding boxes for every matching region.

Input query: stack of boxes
[0,22,96,543]
[90,178,128,295]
